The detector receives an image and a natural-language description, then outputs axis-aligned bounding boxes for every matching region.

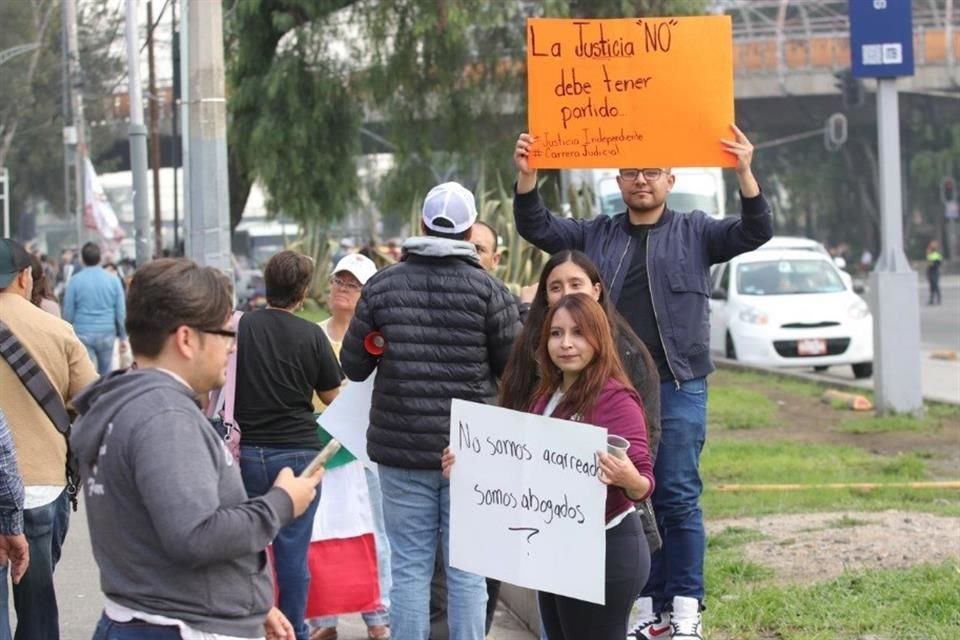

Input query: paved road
[803,274,960,403]
[16,500,534,639]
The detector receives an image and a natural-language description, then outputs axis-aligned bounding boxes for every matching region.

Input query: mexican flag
[305,449,381,617]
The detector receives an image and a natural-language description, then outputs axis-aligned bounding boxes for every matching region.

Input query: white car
[756,236,857,291]
[709,249,873,378]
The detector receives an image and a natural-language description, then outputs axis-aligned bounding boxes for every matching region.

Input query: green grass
[823,515,871,529]
[701,439,960,518]
[708,526,768,550]
[928,402,960,420]
[711,367,831,399]
[839,413,943,434]
[708,386,777,429]
[705,561,960,639]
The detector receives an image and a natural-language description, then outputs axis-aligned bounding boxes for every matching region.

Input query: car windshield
[737,259,846,295]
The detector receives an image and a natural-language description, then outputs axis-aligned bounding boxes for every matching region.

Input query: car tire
[852,362,873,379]
[813,365,829,372]
[725,332,737,360]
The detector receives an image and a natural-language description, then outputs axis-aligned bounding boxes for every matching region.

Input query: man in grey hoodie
[71,258,324,639]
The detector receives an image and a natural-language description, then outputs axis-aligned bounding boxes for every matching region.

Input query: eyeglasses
[198,328,237,341]
[619,168,667,182]
[173,326,237,345]
[330,276,361,292]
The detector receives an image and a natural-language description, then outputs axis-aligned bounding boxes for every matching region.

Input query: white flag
[84,157,125,241]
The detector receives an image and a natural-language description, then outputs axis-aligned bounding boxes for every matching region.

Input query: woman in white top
[310,254,392,640]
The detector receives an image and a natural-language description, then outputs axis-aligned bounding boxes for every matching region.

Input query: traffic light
[824,112,848,152]
[942,177,957,204]
[834,69,864,109]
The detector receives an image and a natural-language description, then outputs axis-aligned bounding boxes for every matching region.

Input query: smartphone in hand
[301,439,341,477]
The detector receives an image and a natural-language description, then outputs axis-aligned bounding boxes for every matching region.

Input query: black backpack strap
[0,320,80,510]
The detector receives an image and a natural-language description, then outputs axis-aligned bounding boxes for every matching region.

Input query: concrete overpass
[724,0,958,99]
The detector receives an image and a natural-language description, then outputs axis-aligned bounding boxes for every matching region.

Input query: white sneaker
[669,596,703,640]
[628,597,672,639]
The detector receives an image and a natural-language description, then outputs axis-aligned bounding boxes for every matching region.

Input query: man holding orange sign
[513,119,771,640]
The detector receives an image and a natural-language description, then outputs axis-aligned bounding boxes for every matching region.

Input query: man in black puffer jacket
[341,181,521,640]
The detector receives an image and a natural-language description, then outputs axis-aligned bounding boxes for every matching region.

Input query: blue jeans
[92,613,182,639]
[641,377,708,610]
[379,465,486,640]
[0,489,71,640]
[78,331,116,376]
[240,446,323,640]
[311,466,391,628]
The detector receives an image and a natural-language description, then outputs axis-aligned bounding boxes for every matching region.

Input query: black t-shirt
[616,223,673,382]
[234,309,343,449]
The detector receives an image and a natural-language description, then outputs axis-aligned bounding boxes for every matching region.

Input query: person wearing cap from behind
[340,182,521,640]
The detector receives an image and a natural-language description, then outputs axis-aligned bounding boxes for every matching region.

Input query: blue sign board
[849,0,915,78]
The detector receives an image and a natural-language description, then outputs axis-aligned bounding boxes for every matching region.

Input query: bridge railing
[729,2,957,78]
[733,29,959,74]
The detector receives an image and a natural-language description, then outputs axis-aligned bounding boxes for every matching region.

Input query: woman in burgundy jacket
[444,293,654,639]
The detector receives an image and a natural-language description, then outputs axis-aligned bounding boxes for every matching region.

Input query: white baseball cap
[333,253,377,285]
[422,182,478,235]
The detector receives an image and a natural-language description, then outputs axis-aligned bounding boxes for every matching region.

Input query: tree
[224,0,714,236]
[225,0,359,230]
[0,0,123,238]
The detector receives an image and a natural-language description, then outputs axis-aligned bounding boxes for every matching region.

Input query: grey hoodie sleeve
[131,410,294,568]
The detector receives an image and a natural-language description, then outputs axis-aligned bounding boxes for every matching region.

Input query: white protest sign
[315,371,375,468]
[448,399,607,605]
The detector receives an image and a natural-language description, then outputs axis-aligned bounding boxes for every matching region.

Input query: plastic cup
[607,435,629,459]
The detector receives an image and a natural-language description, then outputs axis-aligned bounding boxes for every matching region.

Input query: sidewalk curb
[714,357,960,407]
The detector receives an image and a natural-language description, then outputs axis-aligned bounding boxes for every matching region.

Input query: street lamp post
[1,168,9,239]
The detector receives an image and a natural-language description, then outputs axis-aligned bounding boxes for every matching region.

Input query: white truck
[561,167,726,220]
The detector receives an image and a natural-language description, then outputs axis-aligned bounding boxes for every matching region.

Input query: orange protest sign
[526,17,735,169]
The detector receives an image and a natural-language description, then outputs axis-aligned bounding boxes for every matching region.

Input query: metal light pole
[63,0,87,248]
[125,0,152,265]
[183,0,232,277]
[0,168,9,239]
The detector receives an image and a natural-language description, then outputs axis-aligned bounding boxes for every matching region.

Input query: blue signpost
[848,0,923,415]
[849,0,914,78]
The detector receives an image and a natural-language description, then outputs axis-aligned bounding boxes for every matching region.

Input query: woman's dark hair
[126,258,233,357]
[264,250,313,309]
[533,293,633,419]
[29,254,57,307]
[499,251,660,446]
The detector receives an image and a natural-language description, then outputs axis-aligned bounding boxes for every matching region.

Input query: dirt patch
[708,511,960,584]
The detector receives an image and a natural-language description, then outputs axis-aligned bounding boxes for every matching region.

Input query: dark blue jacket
[514,188,772,382]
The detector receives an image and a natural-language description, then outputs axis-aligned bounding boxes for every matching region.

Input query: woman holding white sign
[444,293,654,639]
[500,250,661,553]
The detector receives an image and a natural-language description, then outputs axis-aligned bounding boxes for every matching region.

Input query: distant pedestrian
[341,181,521,640]
[30,253,62,317]
[72,257,320,639]
[235,250,343,640]
[332,238,354,268]
[859,248,873,275]
[63,242,128,375]
[0,238,98,639]
[927,240,943,305]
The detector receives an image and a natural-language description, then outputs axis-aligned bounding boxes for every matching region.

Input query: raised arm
[513,134,589,254]
[706,125,773,263]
